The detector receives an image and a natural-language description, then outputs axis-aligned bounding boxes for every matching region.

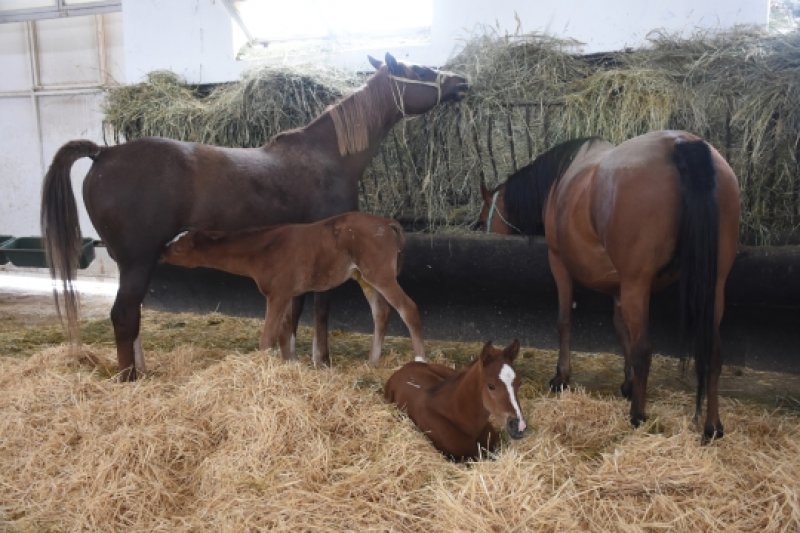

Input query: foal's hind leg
[260,295,293,359]
[548,251,574,391]
[110,262,156,381]
[371,279,426,363]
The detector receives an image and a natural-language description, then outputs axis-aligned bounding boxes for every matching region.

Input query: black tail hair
[673,139,719,415]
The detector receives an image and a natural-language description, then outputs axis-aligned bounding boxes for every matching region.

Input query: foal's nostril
[507,417,526,439]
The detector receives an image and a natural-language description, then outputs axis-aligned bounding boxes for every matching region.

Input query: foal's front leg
[311,291,331,367]
[548,251,574,391]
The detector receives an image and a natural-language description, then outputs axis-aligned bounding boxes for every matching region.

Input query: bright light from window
[234,0,432,43]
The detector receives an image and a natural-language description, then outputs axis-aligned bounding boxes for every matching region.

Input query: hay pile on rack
[1,311,799,530]
[103,28,800,244]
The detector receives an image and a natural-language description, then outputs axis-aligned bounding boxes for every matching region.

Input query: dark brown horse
[477,131,740,442]
[161,212,425,366]
[41,53,467,380]
[384,340,526,461]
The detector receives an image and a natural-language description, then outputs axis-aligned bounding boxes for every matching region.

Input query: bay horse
[41,52,467,380]
[384,340,526,461]
[477,131,740,442]
[161,212,425,366]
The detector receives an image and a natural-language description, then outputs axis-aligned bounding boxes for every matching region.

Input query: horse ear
[503,339,521,362]
[368,55,383,70]
[169,230,195,254]
[480,341,495,366]
[385,52,400,75]
[479,179,492,203]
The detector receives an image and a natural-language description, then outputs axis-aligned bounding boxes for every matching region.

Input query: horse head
[161,229,226,266]
[368,52,468,115]
[479,339,526,439]
[475,181,516,234]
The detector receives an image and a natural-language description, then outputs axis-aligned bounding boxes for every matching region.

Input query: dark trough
[144,234,800,374]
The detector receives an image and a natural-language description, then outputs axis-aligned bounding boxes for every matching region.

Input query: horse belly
[547,175,620,293]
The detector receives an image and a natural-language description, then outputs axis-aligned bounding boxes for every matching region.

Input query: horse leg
[277,311,296,361]
[618,281,653,427]
[260,296,293,359]
[701,278,728,442]
[373,280,426,363]
[286,295,305,359]
[110,262,155,381]
[357,280,391,367]
[548,252,574,391]
[613,297,634,399]
[311,292,331,367]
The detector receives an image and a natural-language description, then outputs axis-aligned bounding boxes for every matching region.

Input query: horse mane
[503,137,604,235]
[328,71,395,156]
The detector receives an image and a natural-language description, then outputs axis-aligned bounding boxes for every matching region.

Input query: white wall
[0,14,124,241]
[120,0,768,83]
[0,0,770,244]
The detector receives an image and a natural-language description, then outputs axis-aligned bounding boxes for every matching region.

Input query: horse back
[83,136,357,260]
[384,362,454,411]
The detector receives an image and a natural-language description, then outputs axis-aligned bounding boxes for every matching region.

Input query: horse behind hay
[41,52,467,381]
[161,212,425,366]
[477,131,741,442]
[384,340,526,461]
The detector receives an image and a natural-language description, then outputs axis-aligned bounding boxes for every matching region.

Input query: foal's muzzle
[506,417,526,440]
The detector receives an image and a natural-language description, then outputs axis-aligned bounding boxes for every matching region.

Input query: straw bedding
[1,312,798,531]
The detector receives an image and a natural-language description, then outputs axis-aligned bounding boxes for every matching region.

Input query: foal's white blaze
[499,364,526,432]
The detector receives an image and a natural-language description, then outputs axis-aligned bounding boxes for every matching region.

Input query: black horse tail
[672,139,719,414]
[40,139,103,344]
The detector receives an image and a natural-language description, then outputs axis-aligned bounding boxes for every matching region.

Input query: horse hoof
[702,423,724,444]
[630,414,647,428]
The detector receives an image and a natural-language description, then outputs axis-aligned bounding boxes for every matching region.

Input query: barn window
[0,0,120,23]
[224,0,433,60]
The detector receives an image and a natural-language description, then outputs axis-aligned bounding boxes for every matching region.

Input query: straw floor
[1,309,798,531]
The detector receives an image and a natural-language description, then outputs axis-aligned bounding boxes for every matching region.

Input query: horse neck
[436,361,489,430]
[181,231,280,280]
[302,71,401,172]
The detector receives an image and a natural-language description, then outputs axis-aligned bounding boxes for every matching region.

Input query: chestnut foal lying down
[384,340,526,461]
[161,212,425,366]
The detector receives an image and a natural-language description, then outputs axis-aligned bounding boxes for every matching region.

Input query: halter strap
[486,190,522,234]
[388,70,451,113]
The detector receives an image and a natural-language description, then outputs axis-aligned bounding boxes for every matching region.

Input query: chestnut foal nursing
[161,212,425,366]
[384,340,526,461]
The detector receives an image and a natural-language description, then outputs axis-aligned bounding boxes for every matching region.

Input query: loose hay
[1,312,799,531]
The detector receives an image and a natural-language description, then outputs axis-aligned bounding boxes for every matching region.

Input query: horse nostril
[507,417,526,439]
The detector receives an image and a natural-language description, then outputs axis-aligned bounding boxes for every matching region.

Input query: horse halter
[388,70,451,114]
[486,190,522,234]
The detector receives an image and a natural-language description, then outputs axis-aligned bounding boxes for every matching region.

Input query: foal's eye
[487,383,496,391]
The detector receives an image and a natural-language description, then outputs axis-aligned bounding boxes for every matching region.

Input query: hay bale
[103,28,800,244]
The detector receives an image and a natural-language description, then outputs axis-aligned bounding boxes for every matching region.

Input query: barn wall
[0,0,769,241]
[122,0,769,83]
